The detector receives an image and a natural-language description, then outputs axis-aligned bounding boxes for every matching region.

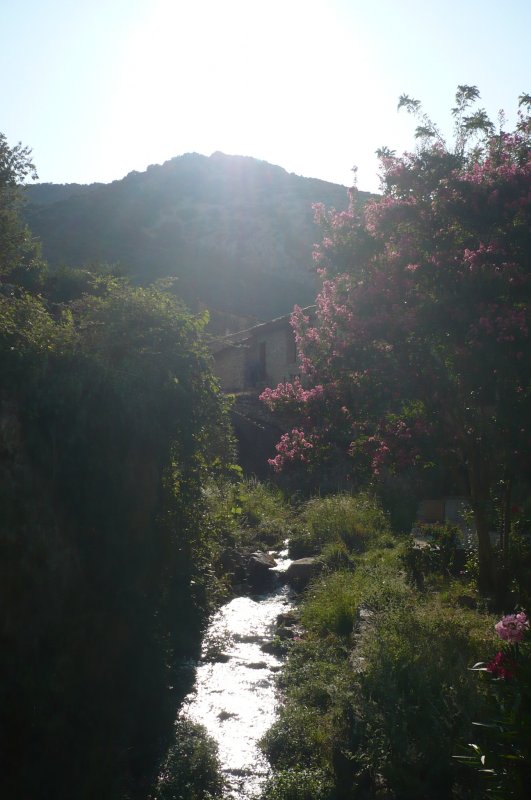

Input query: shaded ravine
[181,546,294,799]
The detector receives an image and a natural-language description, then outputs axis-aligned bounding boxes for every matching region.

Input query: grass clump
[301,555,410,639]
[261,704,331,771]
[237,478,294,550]
[289,492,390,559]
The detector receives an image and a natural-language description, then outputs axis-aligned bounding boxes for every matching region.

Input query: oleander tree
[262,88,531,594]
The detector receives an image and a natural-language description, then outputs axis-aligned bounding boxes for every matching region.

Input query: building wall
[214,345,247,391]
[212,318,300,392]
[246,325,298,388]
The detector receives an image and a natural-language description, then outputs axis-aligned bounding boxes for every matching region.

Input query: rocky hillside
[24,153,362,320]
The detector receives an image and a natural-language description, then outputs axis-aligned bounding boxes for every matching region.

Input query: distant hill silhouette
[24,152,365,320]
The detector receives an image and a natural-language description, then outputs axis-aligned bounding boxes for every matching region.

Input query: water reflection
[182,550,293,799]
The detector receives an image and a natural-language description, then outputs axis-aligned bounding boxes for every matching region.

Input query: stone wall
[212,316,300,392]
[214,345,247,392]
[246,325,298,389]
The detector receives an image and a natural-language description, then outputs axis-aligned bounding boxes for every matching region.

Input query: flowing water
[182,546,294,799]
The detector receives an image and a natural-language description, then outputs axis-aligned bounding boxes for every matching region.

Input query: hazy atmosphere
[2,3,530,799]
[3,0,530,190]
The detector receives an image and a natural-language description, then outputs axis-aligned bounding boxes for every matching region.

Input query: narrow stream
[181,546,294,799]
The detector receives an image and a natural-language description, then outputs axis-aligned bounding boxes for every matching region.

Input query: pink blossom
[494,612,529,643]
[485,651,514,679]
[267,428,316,472]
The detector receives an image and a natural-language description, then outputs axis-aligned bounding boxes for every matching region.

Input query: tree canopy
[0,132,45,288]
[0,133,234,798]
[262,88,531,595]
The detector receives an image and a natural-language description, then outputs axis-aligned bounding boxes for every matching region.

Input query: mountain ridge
[24,152,366,321]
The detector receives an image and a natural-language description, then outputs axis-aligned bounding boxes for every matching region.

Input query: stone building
[210,307,314,392]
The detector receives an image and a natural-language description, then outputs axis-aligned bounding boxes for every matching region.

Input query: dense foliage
[262,89,531,594]
[0,135,233,798]
[259,493,500,800]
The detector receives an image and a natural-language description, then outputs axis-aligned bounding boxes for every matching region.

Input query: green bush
[261,768,334,800]
[263,529,498,799]
[320,541,355,572]
[352,600,497,798]
[302,571,360,637]
[277,637,352,713]
[0,281,234,799]
[202,477,293,555]
[261,704,331,770]
[402,524,463,591]
[151,719,224,800]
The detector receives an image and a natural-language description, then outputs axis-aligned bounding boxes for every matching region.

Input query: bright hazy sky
[3,0,530,192]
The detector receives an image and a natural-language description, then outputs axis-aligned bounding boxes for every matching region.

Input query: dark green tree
[0,134,233,799]
[0,133,45,288]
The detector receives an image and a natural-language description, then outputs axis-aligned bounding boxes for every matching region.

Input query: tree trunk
[472,502,497,596]
[467,450,497,596]
[502,477,512,570]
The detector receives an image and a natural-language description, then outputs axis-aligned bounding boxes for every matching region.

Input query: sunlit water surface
[182,549,293,799]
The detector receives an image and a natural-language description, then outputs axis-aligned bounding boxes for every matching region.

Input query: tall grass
[354,599,497,798]
[289,492,391,559]
[261,516,498,800]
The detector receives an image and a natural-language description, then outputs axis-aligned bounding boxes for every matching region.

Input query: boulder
[247,551,277,592]
[284,557,322,590]
[251,551,277,568]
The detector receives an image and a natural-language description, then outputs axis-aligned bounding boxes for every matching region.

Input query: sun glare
[104,0,377,187]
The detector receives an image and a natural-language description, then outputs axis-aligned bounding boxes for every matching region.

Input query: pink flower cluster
[259,378,324,410]
[268,428,315,472]
[495,611,529,643]
[485,651,515,680]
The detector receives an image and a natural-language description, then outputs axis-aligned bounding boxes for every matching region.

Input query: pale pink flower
[495,612,529,643]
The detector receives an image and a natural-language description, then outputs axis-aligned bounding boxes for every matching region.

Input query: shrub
[261,704,331,770]
[260,768,334,800]
[151,719,224,799]
[320,541,355,572]
[353,600,497,798]
[456,611,531,798]
[302,571,361,637]
[402,523,463,590]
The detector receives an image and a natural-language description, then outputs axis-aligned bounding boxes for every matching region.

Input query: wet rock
[261,634,291,657]
[260,639,284,656]
[276,626,295,640]
[218,710,238,721]
[247,551,277,592]
[284,557,323,590]
[276,610,299,627]
[202,650,231,664]
[252,551,277,567]
[234,633,265,644]
[246,660,268,669]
